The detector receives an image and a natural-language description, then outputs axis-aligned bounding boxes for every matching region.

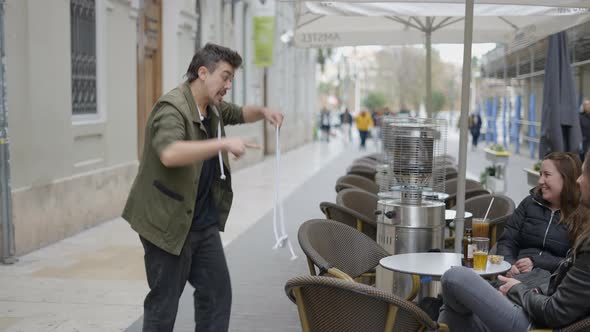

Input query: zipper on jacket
[540,210,556,255]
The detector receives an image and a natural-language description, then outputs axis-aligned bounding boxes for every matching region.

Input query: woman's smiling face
[538,159,564,207]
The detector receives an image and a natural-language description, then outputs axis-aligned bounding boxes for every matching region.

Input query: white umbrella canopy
[292,0,590,253]
[297,0,590,5]
[295,2,590,48]
[291,1,590,253]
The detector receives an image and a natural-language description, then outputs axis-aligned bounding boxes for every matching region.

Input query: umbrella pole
[454,0,474,253]
[426,26,432,117]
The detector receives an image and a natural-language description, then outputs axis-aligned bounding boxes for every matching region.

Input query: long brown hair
[572,153,590,250]
[536,152,582,221]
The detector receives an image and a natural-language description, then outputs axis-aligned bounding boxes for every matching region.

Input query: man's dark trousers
[140,224,231,332]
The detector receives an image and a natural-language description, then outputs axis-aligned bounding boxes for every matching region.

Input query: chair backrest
[444,178,483,195]
[444,179,484,208]
[465,188,491,201]
[559,317,590,332]
[298,219,387,279]
[362,152,384,162]
[464,194,515,245]
[319,202,377,240]
[336,174,379,194]
[440,154,456,163]
[465,194,515,221]
[337,188,379,220]
[285,275,444,332]
[530,316,590,332]
[445,188,491,209]
[352,157,380,168]
[444,167,458,180]
[347,165,377,181]
[440,160,457,168]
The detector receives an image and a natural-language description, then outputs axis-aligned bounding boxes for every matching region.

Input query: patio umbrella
[539,32,582,159]
[292,0,590,252]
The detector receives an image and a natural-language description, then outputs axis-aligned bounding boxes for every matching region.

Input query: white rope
[217,121,226,180]
[272,126,297,260]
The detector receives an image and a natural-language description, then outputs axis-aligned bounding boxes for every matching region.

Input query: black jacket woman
[497,152,582,276]
[438,152,590,331]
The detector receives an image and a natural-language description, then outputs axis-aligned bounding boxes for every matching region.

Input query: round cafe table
[445,209,473,224]
[379,252,511,279]
[445,210,473,237]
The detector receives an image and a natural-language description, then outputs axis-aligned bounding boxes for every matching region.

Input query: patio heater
[376,116,449,202]
[375,117,447,299]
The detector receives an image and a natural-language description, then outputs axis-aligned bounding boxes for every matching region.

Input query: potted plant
[479,166,496,188]
[483,144,510,193]
[484,144,511,162]
[523,161,541,187]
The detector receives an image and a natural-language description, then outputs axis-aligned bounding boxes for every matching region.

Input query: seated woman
[497,152,581,278]
[437,153,590,331]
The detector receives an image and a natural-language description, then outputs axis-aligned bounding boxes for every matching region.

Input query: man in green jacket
[122,43,283,332]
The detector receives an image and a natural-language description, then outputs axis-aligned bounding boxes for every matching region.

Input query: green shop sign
[253,16,275,67]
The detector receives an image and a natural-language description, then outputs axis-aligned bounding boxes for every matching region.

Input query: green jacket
[122,82,244,255]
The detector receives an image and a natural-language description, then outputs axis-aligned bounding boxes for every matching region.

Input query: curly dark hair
[186,43,242,82]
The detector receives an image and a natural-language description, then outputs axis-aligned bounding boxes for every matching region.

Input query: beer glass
[473,237,490,271]
[472,218,490,238]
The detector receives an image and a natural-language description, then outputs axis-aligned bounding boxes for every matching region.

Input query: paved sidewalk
[0,127,535,332]
[0,134,371,332]
[126,135,379,331]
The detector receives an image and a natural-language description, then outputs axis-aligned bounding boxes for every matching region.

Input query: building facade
[2,0,316,257]
[479,20,590,158]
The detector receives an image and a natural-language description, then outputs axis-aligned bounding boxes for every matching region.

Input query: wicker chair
[335,174,379,194]
[444,178,484,208]
[445,188,491,209]
[440,154,456,164]
[444,167,458,180]
[319,201,377,240]
[347,164,377,181]
[298,219,388,280]
[464,194,515,246]
[285,275,449,332]
[352,157,380,168]
[440,160,457,168]
[362,152,384,162]
[336,188,379,238]
[530,317,590,332]
[444,178,483,195]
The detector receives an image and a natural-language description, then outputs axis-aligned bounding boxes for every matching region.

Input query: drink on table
[463,227,473,268]
[472,237,490,271]
[473,252,488,270]
[472,218,490,238]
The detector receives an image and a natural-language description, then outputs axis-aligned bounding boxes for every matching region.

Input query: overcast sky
[434,43,497,65]
[336,43,498,66]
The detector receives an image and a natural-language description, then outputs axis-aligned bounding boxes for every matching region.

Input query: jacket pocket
[152,180,185,202]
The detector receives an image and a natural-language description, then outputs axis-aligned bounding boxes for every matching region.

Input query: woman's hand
[506,264,520,277]
[498,275,521,296]
[514,257,534,273]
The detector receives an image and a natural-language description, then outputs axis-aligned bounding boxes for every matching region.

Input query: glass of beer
[472,237,490,271]
[472,218,490,238]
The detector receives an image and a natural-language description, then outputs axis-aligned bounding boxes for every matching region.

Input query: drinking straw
[483,196,495,221]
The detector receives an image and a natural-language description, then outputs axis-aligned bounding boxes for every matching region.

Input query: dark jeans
[140,224,231,332]
[471,131,480,147]
[359,130,369,148]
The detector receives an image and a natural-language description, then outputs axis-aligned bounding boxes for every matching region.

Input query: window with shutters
[70,0,97,115]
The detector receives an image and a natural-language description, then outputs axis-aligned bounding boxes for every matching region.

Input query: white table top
[379,252,511,278]
[445,209,473,221]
